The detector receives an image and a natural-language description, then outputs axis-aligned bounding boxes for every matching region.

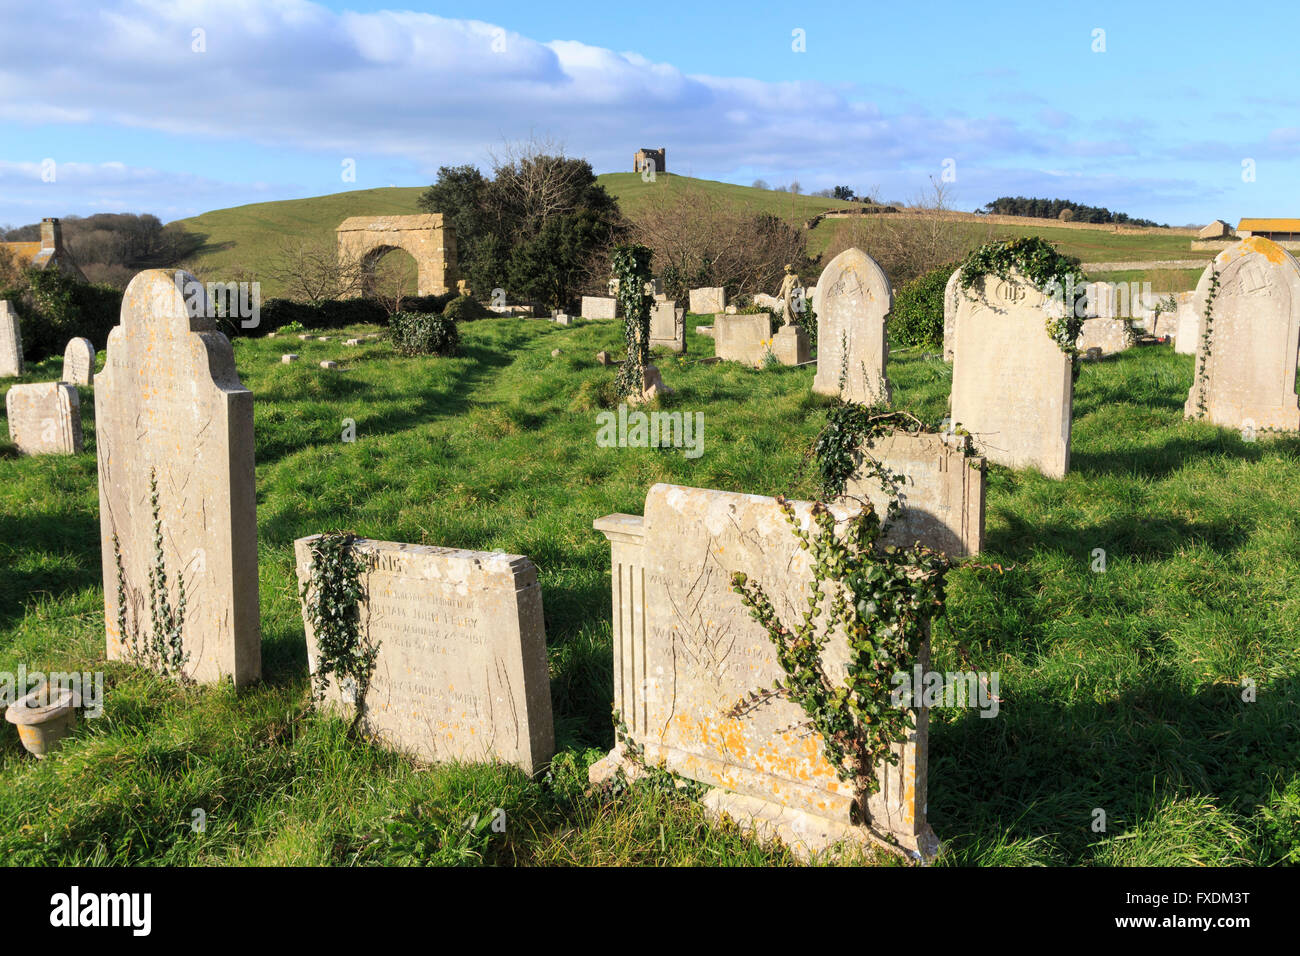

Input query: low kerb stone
[772,324,810,365]
[649,301,686,353]
[590,484,938,861]
[688,286,726,315]
[581,296,618,320]
[812,247,892,404]
[294,536,555,775]
[1077,318,1131,354]
[320,360,338,370]
[5,383,83,454]
[63,338,96,386]
[712,312,773,367]
[282,354,299,363]
[0,300,23,378]
[1184,237,1300,431]
[96,269,261,687]
[843,430,985,557]
[950,269,1073,478]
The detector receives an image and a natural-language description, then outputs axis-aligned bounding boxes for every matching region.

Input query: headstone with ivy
[96,269,261,686]
[1183,238,1300,431]
[843,430,985,557]
[293,535,555,775]
[811,247,892,404]
[950,267,1075,478]
[0,300,23,378]
[591,484,939,860]
[5,382,83,455]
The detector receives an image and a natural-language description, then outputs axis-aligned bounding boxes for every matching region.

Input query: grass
[1,319,1297,866]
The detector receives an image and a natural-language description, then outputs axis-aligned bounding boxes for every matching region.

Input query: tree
[751,179,770,191]
[833,185,855,201]
[266,237,364,306]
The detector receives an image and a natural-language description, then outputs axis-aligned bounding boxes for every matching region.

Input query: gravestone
[0,301,23,378]
[591,484,937,859]
[772,324,810,365]
[649,301,686,353]
[712,312,772,367]
[942,268,961,361]
[843,430,985,557]
[950,269,1073,478]
[689,287,726,315]
[581,296,618,320]
[1077,318,1131,354]
[63,338,96,386]
[294,536,554,774]
[1184,237,1300,431]
[5,382,83,455]
[1175,284,1204,355]
[812,248,892,404]
[96,270,261,686]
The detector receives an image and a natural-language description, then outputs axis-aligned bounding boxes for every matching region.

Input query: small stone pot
[5,683,80,758]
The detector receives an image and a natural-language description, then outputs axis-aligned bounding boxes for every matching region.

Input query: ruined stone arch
[336,214,458,297]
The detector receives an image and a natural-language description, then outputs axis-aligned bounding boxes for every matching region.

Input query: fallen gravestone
[294,536,554,774]
[96,270,261,686]
[5,382,83,455]
[0,301,23,378]
[949,268,1073,478]
[63,338,96,386]
[812,248,892,404]
[591,483,937,859]
[1184,237,1300,431]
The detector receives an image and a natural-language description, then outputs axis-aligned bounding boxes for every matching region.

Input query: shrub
[15,268,123,361]
[254,297,386,336]
[317,297,388,329]
[402,292,459,315]
[890,264,952,349]
[389,311,459,357]
[443,294,489,323]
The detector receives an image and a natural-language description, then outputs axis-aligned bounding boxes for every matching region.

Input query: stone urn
[5,683,80,758]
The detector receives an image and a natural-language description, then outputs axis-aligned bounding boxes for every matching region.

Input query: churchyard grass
[0,314,1296,865]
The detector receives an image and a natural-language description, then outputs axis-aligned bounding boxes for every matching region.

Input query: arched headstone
[63,337,96,386]
[811,248,892,404]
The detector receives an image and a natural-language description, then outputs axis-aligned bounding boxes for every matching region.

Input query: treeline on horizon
[978,196,1166,228]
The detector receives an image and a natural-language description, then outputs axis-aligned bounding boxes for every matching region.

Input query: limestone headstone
[63,338,96,386]
[1184,238,1300,431]
[843,430,985,557]
[96,270,261,686]
[712,312,773,367]
[294,536,554,774]
[1077,318,1131,355]
[812,248,892,404]
[942,268,961,362]
[1174,288,1201,355]
[772,324,810,365]
[689,287,726,315]
[5,383,83,455]
[591,484,937,859]
[649,301,686,353]
[950,269,1073,478]
[0,301,23,378]
[581,296,618,320]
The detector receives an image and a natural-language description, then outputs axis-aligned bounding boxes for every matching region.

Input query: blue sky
[0,0,1296,227]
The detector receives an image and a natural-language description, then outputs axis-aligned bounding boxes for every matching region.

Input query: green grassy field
[2,318,1297,866]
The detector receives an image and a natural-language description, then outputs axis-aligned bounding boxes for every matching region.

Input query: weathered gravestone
[812,248,892,404]
[1184,237,1300,431]
[689,287,726,315]
[0,301,23,378]
[1174,289,1201,355]
[5,383,83,455]
[63,338,96,386]
[950,269,1073,478]
[771,324,810,365]
[581,296,618,320]
[942,268,961,362]
[712,312,773,367]
[294,536,554,774]
[649,301,686,353]
[843,430,985,557]
[591,484,937,859]
[1077,318,1131,355]
[96,270,261,686]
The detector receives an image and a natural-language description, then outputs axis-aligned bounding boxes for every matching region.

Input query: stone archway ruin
[336,214,458,297]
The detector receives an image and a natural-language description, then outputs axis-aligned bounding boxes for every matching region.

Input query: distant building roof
[1238,218,1300,232]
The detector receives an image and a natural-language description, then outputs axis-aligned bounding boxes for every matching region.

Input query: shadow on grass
[1069,430,1300,480]
[986,510,1254,564]
[0,511,101,634]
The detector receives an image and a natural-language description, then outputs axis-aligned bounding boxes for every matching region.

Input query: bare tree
[265,237,364,305]
[368,250,418,315]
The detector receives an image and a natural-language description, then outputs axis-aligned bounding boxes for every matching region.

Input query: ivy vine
[1193,267,1221,418]
[957,236,1088,360]
[728,496,948,800]
[611,245,654,398]
[300,531,377,720]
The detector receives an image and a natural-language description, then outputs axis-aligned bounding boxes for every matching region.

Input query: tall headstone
[1184,238,1300,431]
[812,248,892,404]
[688,287,726,315]
[950,269,1073,478]
[96,270,261,686]
[0,301,23,378]
[649,301,686,353]
[843,430,985,557]
[5,383,83,455]
[294,536,554,774]
[63,337,96,386]
[942,268,961,362]
[591,484,937,860]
